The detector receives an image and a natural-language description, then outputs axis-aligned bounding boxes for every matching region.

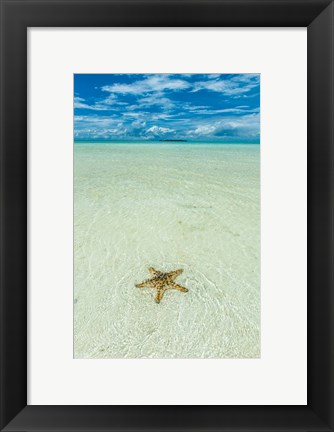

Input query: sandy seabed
[74,143,260,358]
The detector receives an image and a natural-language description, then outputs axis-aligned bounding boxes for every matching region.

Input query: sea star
[135,267,188,303]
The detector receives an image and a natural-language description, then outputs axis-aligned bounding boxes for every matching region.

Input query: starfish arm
[135,280,153,288]
[169,282,188,293]
[155,289,165,303]
[148,267,159,275]
[167,269,183,279]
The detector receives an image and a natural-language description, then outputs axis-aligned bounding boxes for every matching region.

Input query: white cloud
[74,94,124,111]
[122,112,145,118]
[74,96,93,110]
[150,113,175,120]
[146,125,175,136]
[102,75,190,95]
[192,74,259,96]
[192,125,217,136]
[74,116,121,137]
[136,94,174,109]
[184,105,258,115]
[186,113,260,140]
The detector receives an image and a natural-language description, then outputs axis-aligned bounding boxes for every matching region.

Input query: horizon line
[74,139,260,144]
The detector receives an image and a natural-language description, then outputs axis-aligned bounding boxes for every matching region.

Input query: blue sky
[74,74,260,142]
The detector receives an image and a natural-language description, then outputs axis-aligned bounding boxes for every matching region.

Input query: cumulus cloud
[145,126,175,136]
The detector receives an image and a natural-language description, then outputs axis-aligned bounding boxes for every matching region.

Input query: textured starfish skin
[135,267,188,303]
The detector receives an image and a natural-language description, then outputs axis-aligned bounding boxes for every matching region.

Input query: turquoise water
[74,143,260,358]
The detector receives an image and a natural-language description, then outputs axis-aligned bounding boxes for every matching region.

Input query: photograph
[73,73,260,359]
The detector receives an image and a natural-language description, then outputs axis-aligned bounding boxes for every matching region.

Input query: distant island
[159,139,187,142]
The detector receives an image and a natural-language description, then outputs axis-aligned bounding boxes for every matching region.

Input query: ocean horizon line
[74,140,260,145]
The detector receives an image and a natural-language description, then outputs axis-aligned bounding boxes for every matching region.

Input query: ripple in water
[74,144,260,358]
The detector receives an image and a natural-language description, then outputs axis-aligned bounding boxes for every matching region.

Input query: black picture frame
[1,0,333,431]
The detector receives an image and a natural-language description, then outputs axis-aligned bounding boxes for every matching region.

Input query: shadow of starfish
[135,267,188,303]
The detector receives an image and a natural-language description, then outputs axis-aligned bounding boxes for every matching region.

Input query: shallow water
[74,143,260,358]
